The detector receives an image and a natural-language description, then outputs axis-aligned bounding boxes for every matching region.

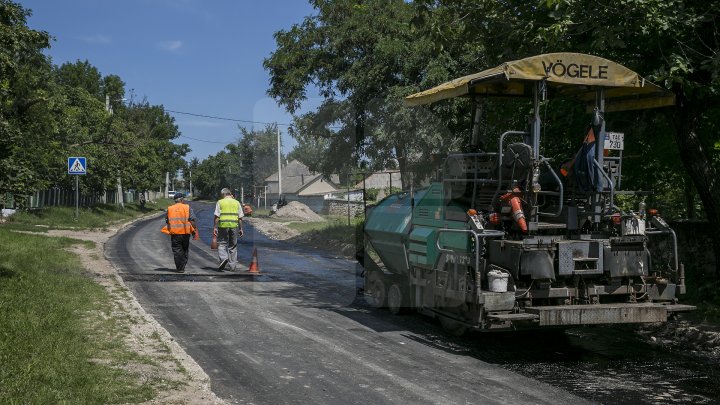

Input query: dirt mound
[275,201,325,222]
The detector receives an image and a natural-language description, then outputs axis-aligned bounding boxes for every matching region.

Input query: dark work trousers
[170,234,191,272]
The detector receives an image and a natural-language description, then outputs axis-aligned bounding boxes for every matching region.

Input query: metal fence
[2,189,167,209]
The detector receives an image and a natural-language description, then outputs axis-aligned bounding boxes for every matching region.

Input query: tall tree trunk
[668,91,720,277]
[683,178,696,220]
[395,144,410,190]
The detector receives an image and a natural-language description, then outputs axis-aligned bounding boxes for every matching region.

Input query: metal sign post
[75,176,78,218]
[68,157,87,219]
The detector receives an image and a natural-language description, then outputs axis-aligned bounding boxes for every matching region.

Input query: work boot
[218,258,229,271]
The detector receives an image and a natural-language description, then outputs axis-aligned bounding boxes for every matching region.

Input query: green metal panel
[409,227,436,267]
[364,189,428,275]
[365,182,474,274]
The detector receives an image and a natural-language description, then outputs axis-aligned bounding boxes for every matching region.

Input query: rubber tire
[365,272,387,309]
[387,283,406,315]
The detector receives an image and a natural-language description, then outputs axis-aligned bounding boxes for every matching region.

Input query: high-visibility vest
[218,198,241,228]
[167,203,192,235]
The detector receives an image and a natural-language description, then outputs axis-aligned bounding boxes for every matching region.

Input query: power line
[179,135,235,144]
[166,109,292,126]
[166,108,343,130]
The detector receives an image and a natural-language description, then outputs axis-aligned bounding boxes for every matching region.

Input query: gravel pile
[275,201,326,222]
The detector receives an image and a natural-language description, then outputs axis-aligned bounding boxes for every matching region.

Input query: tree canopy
[191,125,281,200]
[0,0,188,206]
[264,0,465,187]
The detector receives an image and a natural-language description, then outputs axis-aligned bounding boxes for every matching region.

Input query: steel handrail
[592,158,614,212]
[492,131,529,206]
[537,159,564,217]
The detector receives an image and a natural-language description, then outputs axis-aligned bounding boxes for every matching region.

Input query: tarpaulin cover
[405,53,674,112]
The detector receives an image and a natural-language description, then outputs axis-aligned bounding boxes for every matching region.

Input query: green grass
[0,229,159,404]
[5,199,173,231]
[287,215,359,231]
[285,215,364,252]
[251,208,272,217]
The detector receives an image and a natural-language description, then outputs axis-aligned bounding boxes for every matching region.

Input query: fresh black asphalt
[105,201,591,404]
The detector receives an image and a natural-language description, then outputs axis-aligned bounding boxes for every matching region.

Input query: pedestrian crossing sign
[68,157,87,175]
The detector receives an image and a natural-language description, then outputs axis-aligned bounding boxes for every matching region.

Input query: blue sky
[21,0,320,161]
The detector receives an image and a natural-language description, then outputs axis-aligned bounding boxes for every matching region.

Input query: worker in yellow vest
[166,193,197,273]
[213,188,244,271]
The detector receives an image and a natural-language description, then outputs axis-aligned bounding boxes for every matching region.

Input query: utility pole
[165,172,170,198]
[189,170,192,198]
[117,177,124,208]
[277,124,282,201]
[106,94,123,208]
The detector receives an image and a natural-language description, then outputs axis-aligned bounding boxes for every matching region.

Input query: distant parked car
[167,191,176,199]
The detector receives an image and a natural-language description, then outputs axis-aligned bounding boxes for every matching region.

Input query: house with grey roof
[264,160,340,204]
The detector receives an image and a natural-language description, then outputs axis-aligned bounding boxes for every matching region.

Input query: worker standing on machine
[213,187,244,271]
[166,193,196,273]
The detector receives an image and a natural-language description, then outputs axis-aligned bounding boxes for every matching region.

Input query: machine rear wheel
[365,272,387,308]
[387,283,407,315]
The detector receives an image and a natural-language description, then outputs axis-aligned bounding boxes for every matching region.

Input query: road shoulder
[48,214,226,404]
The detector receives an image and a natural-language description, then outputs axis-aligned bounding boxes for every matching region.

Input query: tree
[287,117,331,173]
[118,99,188,192]
[265,0,466,187]
[1,1,188,206]
[51,64,186,196]
[237,124,281,189]
[192,125,280,199]
[0,0,53,205]
[55,60,103,99]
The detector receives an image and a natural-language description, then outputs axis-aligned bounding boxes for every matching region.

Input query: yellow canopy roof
[405,53,674,112]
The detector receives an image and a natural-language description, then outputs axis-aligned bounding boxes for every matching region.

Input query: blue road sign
[68,157,87,175]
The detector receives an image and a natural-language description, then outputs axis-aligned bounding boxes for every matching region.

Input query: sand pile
[275,201,325,222]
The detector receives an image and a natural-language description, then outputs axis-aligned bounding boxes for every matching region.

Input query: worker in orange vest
[166,193,197,273]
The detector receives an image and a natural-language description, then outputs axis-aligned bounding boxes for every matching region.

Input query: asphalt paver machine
[362,53,695,333]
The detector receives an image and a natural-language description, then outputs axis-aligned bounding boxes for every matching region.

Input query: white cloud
[158,40,183,52]
[80,34,111,44]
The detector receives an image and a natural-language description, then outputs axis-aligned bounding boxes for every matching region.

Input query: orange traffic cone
[248,247,259,273]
